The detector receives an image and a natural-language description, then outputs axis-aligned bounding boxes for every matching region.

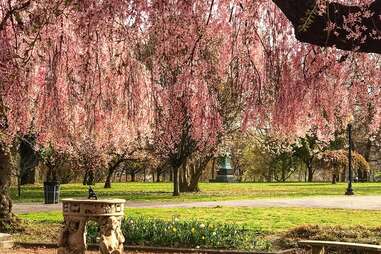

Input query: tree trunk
[82,170,88,185]
[173,167,180,196]
[307,165,314,182]
[364,137,372,162]
[104,168,113,188]
[267,167,274,182]
[156,170,161,182]
[179,156,211,192]
[131,172,136,182]
[281,164,286,182]
[211,157,216,180]
[0,147,22,232]
[19,136,38,185]
[304,168,307,182]
[83,169,94,185]
[104,158,125,188]
[332,174,337,184]
[180,172,201,192]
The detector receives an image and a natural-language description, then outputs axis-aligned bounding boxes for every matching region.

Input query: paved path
[13,195,381,214]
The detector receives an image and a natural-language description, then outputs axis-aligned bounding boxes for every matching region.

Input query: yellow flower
[202,236,205,240]
[173,227,177,232]
[200,224,205,229]
[191,228,195,233]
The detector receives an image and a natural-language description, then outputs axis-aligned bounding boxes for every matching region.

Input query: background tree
[63,137,108,186]
[292,133,324,182]
[103,136,150,188]
[18,135,39,185]
[315,149,370,183]
[39,143,68,183]
[123,159,146,182]
[238,130,299,182]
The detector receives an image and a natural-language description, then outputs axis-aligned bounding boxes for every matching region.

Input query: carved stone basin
[62,198,125,217]
[58,198,126,254]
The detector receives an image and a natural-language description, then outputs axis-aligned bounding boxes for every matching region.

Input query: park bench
[299,240,381,254]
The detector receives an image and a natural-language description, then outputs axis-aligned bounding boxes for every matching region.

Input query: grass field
[10,182,381,203]
[20,207,381,232]
[16,207,381,244]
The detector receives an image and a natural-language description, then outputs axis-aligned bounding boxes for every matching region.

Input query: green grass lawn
[19,207,381,232]
[10,182,381,203]
[17,207,381,244]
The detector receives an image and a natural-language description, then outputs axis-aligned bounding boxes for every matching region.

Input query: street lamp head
[347,114,354,124]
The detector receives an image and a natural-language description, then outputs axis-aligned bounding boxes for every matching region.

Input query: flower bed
[87,216,271,251]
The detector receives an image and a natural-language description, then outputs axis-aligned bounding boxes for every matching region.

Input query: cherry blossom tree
[138,1,227,196]
[241,1,381,141]
[0,0,152,229]
[0,0,380,229]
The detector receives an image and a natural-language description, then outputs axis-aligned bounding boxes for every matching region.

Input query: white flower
[200,223,205,229]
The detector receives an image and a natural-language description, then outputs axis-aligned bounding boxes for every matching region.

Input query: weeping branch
[0,0,31,31]
[273,0,381,54]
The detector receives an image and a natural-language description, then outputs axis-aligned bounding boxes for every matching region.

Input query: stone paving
[13,195,381,214]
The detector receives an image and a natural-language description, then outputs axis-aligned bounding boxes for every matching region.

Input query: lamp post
[345,123,354,195]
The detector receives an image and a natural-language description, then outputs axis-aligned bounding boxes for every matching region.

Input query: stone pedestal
[0,233,13,249]
[58,198,125,254]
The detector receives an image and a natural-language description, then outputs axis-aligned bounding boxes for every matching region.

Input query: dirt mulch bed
[1,248,75,254]
[1,247,172,254]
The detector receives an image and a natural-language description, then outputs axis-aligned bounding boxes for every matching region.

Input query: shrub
[87,216,271,251]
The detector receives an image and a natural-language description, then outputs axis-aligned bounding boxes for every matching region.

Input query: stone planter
[58,198,125,254]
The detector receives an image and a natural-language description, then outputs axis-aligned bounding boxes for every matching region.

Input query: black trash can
[44,181,60,204]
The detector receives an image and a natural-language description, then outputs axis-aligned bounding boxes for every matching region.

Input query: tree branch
[0,0,31,31]
[273,0,381,54]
